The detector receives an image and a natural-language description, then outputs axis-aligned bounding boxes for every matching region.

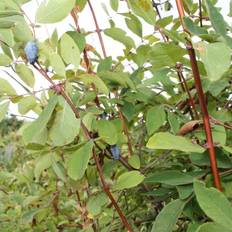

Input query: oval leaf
[113,171,145,191]
[194,180,232,230]
[67,140,93,180]
[147,132,205,153]
[151,199,186,232]
[36,0,75,24]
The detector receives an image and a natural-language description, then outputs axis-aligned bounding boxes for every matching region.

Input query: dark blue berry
[24,41,38,64]
[110,145,120,160]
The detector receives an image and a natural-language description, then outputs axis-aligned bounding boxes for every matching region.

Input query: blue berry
[110,145,120,160]
[24,41,38,64]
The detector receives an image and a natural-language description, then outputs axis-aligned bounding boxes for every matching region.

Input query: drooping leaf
[22,95,57,145]
[196,42,230,82]
[146,106,166,135]
[124,13,143,37]
[67,140,93,180]
[49,53,66,77]
[104,27,135,49]
[96,120,118,145]
[49,97,80,146]
[34,153,53,181]
[127,0,156,25]
[113,171,145,191]
[36,0,75,24]
[0,78,17,96]
[147,132,205,153]
[18,96,37,115]
[0,53,11,66]
[15,64,35,88]
[59,33,80,70]
[0,101,9,122]
[194,180,232,230]
[151,199,187,232]
[110,0,119,11]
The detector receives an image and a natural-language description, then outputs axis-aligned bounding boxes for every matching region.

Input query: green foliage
[0,0,232,231]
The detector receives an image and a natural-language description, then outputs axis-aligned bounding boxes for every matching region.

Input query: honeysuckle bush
[0,0,232,231]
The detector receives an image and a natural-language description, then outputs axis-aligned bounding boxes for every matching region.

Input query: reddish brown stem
[33,63,133,231]
[175,0,222,191]
[187,44,222,191]
[87,0,107,58]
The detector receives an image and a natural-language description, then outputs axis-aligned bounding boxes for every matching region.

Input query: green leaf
[99,71,135,89]
[0,21,15,29]
[127,0,156,25]
[147,132,205,153]
[49,97,81,146]
[60,33,80,70]
[52,161,66,182]
[167,112,180,134]
[128,155,140,169]
[104,27,135,49]
[13,21,33,42]
[36,0,75,24]
[196,223,232,232]
[145,171,194,186]
[125,14,143,37]
[34,153,53,181]
[49,53,66,77]
[110,0,119,11]
[15,64,35,88]
[177,185,193,200]
[77,74,109,95]
[113,171,145,191]
[18,96,37,115]
[76,0,87,11]
[151,199,186,232]
[97,57,112,72]
[205,0,232,48]
[0,10,22,17]
[146,106,166,135]
[0,53,11,66]
[22,95,57,145]
[196,42,230,82]
[0,101,9,122]
[149,43,186,70]
[67,140,93,180]
[0,78,16,96]
[66,31,86,52]
[194,180,232,229]
[87,193,108,216]
[190,148,232,169]
[0,29,14,47]
[183,17,207,35]
[96,120,118,145]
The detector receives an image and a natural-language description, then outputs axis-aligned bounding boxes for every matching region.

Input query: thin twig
[87,0,107,58]
[176,63,199,119]
[199,0,203,27]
